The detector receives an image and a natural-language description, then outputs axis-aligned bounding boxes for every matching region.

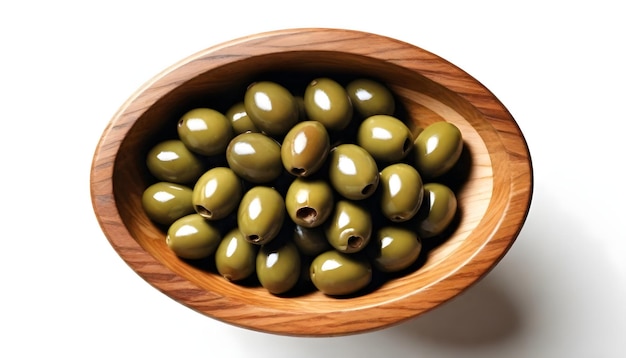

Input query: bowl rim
[90,27,534,336]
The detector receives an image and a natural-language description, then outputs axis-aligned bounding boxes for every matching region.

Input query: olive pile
[141,76,463,296]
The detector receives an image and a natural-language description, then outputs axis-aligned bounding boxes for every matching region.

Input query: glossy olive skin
[215,228,258,282]
[146,139,205,184]
[142,182,194,226]
[226,132,283,183]
[226,101,259,134]
[166,214,221,260]
[416,183,458,238]
[244,81,299,136]
[379,163,424,222]
[325,200,372,253]
[413,121,463,178]
[285,178,334,228]
[303,77,353,131]
[237,186,285,245]
[256,239,301,294]
[310,250,372,296]
[346,78,395,118]
[292,225,331,257]
[369,226,422,273]
[357,115,413,163]
[281,121,330,177]
[192,167,242,220]
[177,108,233,156]
[328,144,379,200]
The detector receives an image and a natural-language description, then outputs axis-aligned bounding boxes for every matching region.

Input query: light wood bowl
[90,28,533,336]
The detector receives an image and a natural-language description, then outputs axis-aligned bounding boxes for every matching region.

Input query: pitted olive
[310,250,372,296]
[346,78,395,118]
[256,239,301,294]
[244,81,299,136]
[379,163,424,222]
[357,114,413,163]
[177,108,233,156]
[413,121,463,178]
[142,182,195,226]
[226,132,283,183]
[215,228,258,282]
[285,178,334,228]
[303,77,353,131]
[327,144,379,200]
[281,120,330,177]
[369,226,422,273]
[324,200,372,253]
[237,186,285,245]
[166,213,221,260]
[416,182,458,238]
[146,139,205,185]
[192,167,243,220]
[226,101,260,134]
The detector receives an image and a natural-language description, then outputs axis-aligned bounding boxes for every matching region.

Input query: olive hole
[248,234,261,243]
[348,235,363,249]
[178,119,184,127]
[296,207,318,224]
[195,205,212,219]
[290,167,306,176]
[361,184,375,196]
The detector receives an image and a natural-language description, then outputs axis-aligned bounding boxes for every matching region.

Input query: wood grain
[90,28,533,336]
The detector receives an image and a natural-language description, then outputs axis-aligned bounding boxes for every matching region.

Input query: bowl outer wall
[90,28,533,336]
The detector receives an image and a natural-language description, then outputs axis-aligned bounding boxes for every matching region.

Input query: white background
[1,1,625,357]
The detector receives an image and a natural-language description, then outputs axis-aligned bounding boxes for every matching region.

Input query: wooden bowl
[90,28,533,336]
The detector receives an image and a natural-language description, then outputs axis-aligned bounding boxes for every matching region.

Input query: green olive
[303,77,353,131]
[379,163,424,222]
[369,226,422,273]
[166,213,221,260]
[324,200,372,253]
[292,225,331,257]
[328,144,379,200]
[215,228,258,282]
[256,239,301,294]
[226,132,283,183]
[237,186,285,245]
[225,101,260,134]
[346,78,395,118]
[146,139,205,185]
[141,182,195,226]
[192,167,243,220]
[285,178,334,228]
[281,121,330,177]
[357,114,413,163]
[244,81,299,136]
[177,108,233,156]
[413,121,463,178]
[416,182,458,238]
[310,250,372,296]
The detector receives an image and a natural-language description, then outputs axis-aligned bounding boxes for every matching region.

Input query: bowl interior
[93,28,531,336]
